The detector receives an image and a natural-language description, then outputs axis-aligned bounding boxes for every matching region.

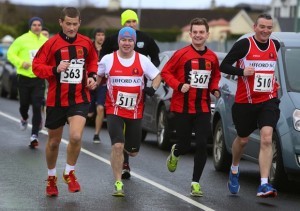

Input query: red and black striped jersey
[161,45,221,114]
[33,32,98,107]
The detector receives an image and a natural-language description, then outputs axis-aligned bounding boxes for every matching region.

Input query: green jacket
[7,30,47,78]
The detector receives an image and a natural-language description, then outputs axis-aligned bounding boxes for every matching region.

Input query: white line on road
[0,111,214,211]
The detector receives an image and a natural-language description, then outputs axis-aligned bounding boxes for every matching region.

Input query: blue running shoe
[256,183,277,198]
[227,170,240,194]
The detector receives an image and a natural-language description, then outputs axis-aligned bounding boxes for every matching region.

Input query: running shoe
[63,170,81,193]
[20,119,28,131]
[29,134,39,149]
[190,182,203,197]
[46,176,58,197]
[256,183,278,198]
[166,144,179,172]
[93,134,100,144]
[121,163,131,179]
[112,181,124,197]
[227,169,240,194]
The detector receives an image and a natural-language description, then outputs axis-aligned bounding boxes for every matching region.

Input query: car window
[283,47,300,92]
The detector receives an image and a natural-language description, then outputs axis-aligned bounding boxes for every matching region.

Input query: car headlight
[293,109,300,131]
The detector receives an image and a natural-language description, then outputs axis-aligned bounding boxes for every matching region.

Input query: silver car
[142,50,226,149]
[212,32,300,188]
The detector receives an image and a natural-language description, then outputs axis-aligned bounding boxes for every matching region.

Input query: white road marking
[0,111,214,211]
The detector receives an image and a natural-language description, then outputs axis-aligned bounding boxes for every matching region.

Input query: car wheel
[213,120,231,171]
[269,132,288,189]
[156,105,171,150]
[141,129,147,142]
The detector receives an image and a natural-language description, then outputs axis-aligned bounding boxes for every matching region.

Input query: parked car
[211,32,300,188]
[0,43,18,99]
[142,50,226,149]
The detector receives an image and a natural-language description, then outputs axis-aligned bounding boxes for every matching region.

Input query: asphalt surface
[0,97,300,211]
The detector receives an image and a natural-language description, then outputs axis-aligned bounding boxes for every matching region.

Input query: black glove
[144,86,156,97]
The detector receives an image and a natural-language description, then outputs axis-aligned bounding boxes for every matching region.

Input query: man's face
[95,32,105,45]
[119,38,135,55]
[59,16,81,38]
[30,20,42,36]
[254,18,273,43]
[189,24,209,49]
[124,19,138,30]
[41,30,50,39]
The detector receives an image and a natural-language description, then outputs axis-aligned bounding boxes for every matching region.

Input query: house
[269,0,298,31]
[179,18,230,42]
[178,9,280,43]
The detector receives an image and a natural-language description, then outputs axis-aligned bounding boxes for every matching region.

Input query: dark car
[142,50,226,149]
[212,32,300,187]
[0,43,18,99]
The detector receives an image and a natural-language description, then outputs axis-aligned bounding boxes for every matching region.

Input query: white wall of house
[230,10,253,35]
[270,0,297,18]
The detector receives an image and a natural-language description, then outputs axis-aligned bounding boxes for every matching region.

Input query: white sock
[261,178,268,185]
[231,165,239,173]
[65,164,75,175]
[48,168,56,176]
[191,181,199,185]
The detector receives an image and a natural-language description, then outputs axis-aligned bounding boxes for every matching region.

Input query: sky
[8,0,272,9]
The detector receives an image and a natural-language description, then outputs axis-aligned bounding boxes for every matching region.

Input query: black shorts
[45,103,90,129]
[106,114,142,153]
[232,98,280,137]
[88,85,107,113]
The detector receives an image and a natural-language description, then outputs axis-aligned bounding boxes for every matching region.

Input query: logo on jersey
[269,52,274,59]
[205,61,211,69]
[132,68,139,75]
[77,49,83,57]
[137,42,144,48]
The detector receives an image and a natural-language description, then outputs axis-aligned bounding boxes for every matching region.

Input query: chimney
[211,0,216,9]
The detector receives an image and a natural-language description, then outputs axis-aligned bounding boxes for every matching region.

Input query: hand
[243,66,255,76]
[181,83,190,93]
[144,87,156,97]
[86,77,97,90]
[57,60,70,73]
[213,90,221,98]
[22,62,31,69]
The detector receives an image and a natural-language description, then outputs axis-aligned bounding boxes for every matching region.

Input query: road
[0,97,299,211]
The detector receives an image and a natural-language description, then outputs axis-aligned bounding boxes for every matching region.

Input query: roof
[140,8,239,29]
[85,15,120,29]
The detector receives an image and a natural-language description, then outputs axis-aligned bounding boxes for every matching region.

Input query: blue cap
[118,27,136,43]
[28,17,43,28]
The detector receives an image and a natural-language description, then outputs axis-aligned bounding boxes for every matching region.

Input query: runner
[97,26,161,196]
[32,7,98,197]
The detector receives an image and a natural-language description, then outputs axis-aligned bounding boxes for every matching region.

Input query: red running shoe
[46,176,58,197]
[63,170,81,193]
[121,163,131,179]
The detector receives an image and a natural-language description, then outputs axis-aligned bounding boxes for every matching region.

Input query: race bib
[253,73,274,92]
[29,50,38,62]
[190,69,211,88]
[116,91,138,110]
[60,63,83,84]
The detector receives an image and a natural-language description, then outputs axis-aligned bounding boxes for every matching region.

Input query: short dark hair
[255,13,272,24]
[93,28,105,38]
[60,7,81,21]
[42,27,49,32]
[190,18,209,32]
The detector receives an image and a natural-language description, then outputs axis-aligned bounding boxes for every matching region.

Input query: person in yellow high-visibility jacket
[7,16,48,149]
